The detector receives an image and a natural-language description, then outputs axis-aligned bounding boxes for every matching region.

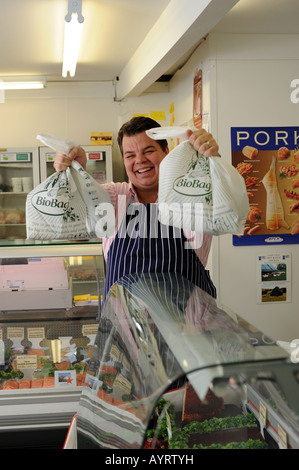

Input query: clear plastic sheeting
[76,272,299,449]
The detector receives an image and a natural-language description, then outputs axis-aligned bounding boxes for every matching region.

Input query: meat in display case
[0,245,104,447]
[74,272,299,450]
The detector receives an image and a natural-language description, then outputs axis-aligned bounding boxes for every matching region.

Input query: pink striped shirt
[101,181,212,267]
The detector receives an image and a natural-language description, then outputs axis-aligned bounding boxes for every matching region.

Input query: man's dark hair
[117,116,168,156]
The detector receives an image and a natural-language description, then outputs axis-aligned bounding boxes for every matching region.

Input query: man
[54,117,219,301]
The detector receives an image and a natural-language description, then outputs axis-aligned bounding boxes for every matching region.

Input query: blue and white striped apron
[103,201,216,303]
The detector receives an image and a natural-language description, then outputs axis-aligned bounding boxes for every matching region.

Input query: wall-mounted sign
[193,68,202,129]
[257,253,291,304]
[231,127,299,246]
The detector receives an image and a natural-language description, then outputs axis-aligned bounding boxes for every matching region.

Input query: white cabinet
[39,145,113,183]
[0,148,39,241]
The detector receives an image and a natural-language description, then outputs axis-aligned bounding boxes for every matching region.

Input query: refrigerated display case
[0,148,39,241]
[39,144,113,183]
[0,241,105,448]
[75,272,299,450]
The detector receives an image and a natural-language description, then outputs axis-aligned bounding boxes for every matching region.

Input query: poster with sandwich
[231,127,299,246]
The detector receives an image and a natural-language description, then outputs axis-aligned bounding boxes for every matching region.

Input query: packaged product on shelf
[0,208,25,224]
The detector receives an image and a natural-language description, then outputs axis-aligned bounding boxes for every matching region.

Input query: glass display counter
[75,272,299,450]
[0,241,104,447]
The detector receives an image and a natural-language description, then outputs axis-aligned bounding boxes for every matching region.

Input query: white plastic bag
[147,127,249,235]
[36,133,81,154]
[26,134,111,240]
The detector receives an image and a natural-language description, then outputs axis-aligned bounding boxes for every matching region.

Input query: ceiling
[0,0,298,92]
[212,0,299,34]
[0,0,171,82]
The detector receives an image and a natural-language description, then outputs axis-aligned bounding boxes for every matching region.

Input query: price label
[113,374,131,394]
[259,401,267,426]
[82,324,98,336]
[7,327,24,339]
[27,328,45,339]
[17,355,37,369]
[278,423,288,449]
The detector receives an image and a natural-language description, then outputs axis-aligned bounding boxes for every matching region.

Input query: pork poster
[231,127,299,246]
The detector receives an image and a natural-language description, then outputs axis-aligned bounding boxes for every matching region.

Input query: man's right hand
[53,146,87,171]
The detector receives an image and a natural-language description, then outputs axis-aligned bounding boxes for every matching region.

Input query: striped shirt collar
[128,181,158,203]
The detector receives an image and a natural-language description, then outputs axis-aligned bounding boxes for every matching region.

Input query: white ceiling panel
[0,0,297,94]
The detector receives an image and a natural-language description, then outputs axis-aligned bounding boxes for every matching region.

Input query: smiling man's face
[122,131,169,203]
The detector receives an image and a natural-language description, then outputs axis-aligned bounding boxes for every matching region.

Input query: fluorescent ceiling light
[62,11,84,78]
[0,76,46,90]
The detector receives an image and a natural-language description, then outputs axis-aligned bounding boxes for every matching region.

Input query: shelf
[0,387,82,431]
[0,192,28,196]
[0,241,103,258]
[0,164,33,169]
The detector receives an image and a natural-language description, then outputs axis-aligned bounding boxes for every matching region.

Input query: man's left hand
[186,129,219,157]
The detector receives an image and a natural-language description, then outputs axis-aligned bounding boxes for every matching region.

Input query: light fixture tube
[0,76,46,90]
[62,13,83,78]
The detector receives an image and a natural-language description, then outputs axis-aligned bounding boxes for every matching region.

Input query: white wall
[170,33,299,341]
[0,81,170,183]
